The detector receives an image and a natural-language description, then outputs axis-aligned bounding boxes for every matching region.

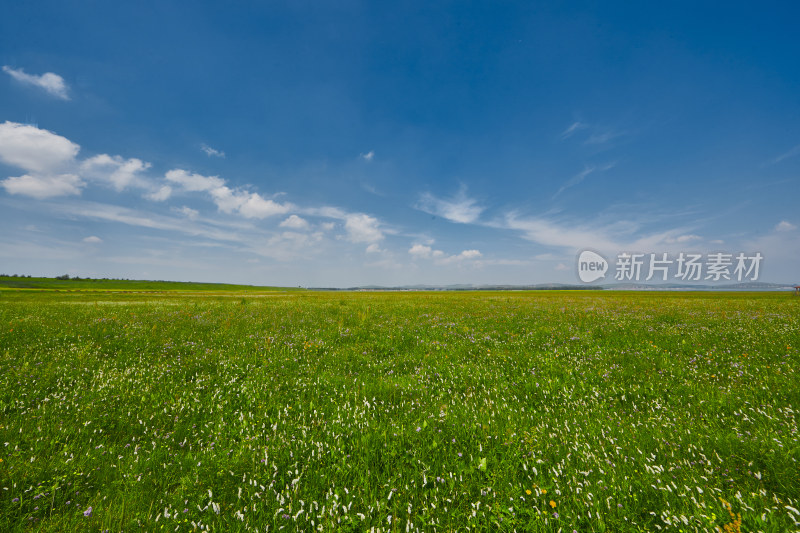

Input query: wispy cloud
[771,143,800,164]
[416,186,484,224]
[560,121,587,139]
[775,220,796,232]
[552,163,615,199]
[82,235,103,243]
[584,129,624,145]
[201,144,225,158]
[3,66,70,100]
[360,150,374,161]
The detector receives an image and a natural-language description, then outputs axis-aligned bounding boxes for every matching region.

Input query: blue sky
[1,1,798,286]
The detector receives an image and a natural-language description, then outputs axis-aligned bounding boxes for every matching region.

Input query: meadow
[0,289,798,532]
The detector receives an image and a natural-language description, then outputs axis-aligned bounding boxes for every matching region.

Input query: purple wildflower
[83,507,93,517]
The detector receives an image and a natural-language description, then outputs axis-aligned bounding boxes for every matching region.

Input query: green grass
[0,290,798,531]
[0,275,302,292]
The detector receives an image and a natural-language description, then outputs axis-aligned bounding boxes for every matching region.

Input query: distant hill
[602,281,795,291]
[312,283,603,291]
[0,275,300,292]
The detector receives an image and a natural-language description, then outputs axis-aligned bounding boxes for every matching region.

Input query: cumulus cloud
[165,169,225,192]
[360,150,374,161]
[409,244,433,258]
[2,173,84,199]
[775,221,796,232]
[238,193,291,219]
[0,121,79,173]
[280,215,309,230]
[416,186,484,224]
[365,243,383,253]
[201,144,225,158]
[344,213,383,243]
[0,122,161,199]
[81,154,151,191]
[82,235,102,243]
[165,169,292,218]
[146,185,172,202]
[3,66,70,100]
[408,244,481,265]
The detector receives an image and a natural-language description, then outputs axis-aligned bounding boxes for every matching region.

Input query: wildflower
[12,497,19,503]
[84,506,93,517]
[549,500,556,508]
[526,489,532,495]
[553,512,559,518]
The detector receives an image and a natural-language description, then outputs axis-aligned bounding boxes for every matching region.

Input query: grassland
[0,289,798,532]
[0,275,300,292]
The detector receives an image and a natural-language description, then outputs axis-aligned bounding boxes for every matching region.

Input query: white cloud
[409,244,432,258]
[208,185,246,213]
[775,220,797,232]
[0,122,161,200]
[771,143,800,164]
[201,144,225,158]
[238,193,291,219]
[365,243,383,253]
[416,187,484,224]
[459,249,482,259]
[560,121,587,139]
[361,150,374,161]
[344,213,384,243]
[165,170,292,219]
[146,185,172,202]
[0,121,79,173]
[320,221,336,231]
[82,235,102,243]
[81,154,151,191]
[502,214,621,251]
[434,249,483,265]
[165,169,225,192]
[1,173,84,199]
[3,66,70,100]
[664,234,702,244]
[280,215,309,230]
[585,130,623,145]
[175,206,199,220]
[408,244,481,265]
